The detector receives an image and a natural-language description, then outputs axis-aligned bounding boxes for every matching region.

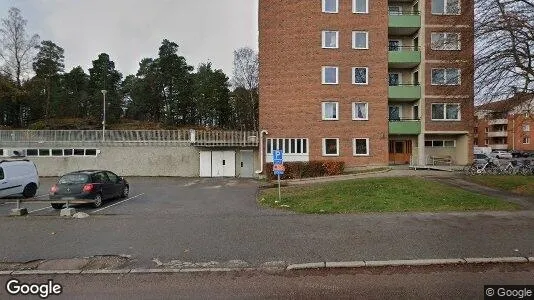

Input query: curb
[0,257,532,275]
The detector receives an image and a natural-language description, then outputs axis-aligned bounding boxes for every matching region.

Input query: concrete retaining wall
[25,146,200,177]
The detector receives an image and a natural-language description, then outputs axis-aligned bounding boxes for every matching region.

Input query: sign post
[273,150,284,202]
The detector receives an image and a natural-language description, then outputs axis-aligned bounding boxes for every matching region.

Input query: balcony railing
[488,119,509,125]
[487,131,508,138]
[389,119,421,135]
[388,45,420,51]
[388,11,421,15]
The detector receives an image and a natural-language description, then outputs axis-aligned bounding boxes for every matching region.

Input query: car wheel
[121,185,129,198]
[92,194,103,208]
[51,203,64,210]
[22,183,37,198]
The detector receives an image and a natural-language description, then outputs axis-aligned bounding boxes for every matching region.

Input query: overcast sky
[0,0,258,78]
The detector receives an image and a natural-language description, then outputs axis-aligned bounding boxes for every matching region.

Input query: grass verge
[258,177,519,214]
[463,175,534,196]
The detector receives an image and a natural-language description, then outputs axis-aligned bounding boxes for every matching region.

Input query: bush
[265,160,345,181]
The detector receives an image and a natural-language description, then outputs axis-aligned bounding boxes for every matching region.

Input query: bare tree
[0,7,40,87]
[232,47,259,131]
[475,0,534,101]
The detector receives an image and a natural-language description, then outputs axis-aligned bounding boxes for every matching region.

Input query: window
[353,0,368,13]
[322,102,339,120]
[389,105,402,120]
[353,138,370,156]
[388,6,402,15]
[388,73,400,86]
[266,138,309,155]
[431,68,460,85]
[85,149,97,156]
[64,149,73,156]
[39,149,50,156]
[352,102,369,120]
[106,171,118,183]
[352,31,368,49]
[425,140,456,147]
[322,66,338,84]
[0,149,3,157]
[485,127,489,133]
[323,138,339,156]
[323,0,338,13]
[431,33,461,50]
[524,137,531,144]
[474,139,478,145]
[0,167,3,180]
[474,127,478,134]
[388,40,401,51]
[74,149,85,156]
[27,149,38,156]
[352,67,368,84]
[432,0,460,15]
[432,103,460,120]
[322,31,339,48]
[484,139,489,146]
[523,124,530,132]
[51,149,63,156]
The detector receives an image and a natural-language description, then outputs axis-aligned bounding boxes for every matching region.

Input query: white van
[0,160,39,198]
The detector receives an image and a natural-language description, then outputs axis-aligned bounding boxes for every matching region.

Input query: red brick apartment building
[259,0,474,167]
[474,94,534,152]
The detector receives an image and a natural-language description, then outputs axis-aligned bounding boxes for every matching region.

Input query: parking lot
[0,177,263,218]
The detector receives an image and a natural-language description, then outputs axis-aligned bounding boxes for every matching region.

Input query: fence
[0,130,259,147]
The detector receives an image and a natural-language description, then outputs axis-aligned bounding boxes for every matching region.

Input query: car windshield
[58,174,89,184]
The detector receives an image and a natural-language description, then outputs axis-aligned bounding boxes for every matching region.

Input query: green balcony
[389,14,421,35]
[388,49,421,68]
[389,120,421,135]
[388,85,421,102]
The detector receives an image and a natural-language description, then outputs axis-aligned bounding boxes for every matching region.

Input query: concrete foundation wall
[24,146,200,177]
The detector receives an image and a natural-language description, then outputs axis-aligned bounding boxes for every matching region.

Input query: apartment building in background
[259,0,474,167]
[475,93,534,152]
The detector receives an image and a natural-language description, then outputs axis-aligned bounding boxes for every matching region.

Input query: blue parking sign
[273,150,283,164]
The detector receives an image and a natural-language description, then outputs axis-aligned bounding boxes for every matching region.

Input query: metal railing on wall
[0,129,259,147]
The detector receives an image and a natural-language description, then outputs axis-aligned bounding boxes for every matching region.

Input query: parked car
[49,170,129,209]
[473,153,491,164]
[488,150,513,159]
[0,159,39,198]
[510,151,532,158]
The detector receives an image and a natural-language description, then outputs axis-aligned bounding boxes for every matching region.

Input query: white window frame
[352,31,369,49]
[352,102,369,121]
[432,0,461,15]
[524,137,531,145]
[322,66,339,85]
[322,31,339,49]
[431,103,461,121]
[353,138,370,156]
[522,124,530,132]
[352,67,369,85]
[352,0,369,14]
[322,102,339,121]
[266,138,309,155]
[322,138,340,156]
[424,140,457,148]
[431,32,461,50]
[431,68,461,85]
[322,0,339,13]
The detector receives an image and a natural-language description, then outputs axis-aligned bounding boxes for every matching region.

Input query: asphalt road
[1,264,533,299]
[0,177,533,268]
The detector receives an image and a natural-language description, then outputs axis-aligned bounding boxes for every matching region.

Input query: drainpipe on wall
[512,118,515,151]
[255,130,269,174]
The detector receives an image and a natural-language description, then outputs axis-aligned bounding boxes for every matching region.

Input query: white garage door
[199,151,236,177]
[199,151,212,177]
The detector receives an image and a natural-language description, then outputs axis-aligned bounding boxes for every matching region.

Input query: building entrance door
[389,140,412,165]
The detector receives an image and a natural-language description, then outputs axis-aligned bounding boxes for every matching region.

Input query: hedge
[265,161,345,180]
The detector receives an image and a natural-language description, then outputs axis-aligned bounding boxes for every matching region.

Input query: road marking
[29,206,52,214]
[35,194,49,198]
[92,193,145,213]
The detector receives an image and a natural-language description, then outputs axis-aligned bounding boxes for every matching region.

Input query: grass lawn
[258,177,519,214]
[464,175,534,196]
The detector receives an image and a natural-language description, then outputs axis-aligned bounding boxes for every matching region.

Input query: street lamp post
[101,90,107,142]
